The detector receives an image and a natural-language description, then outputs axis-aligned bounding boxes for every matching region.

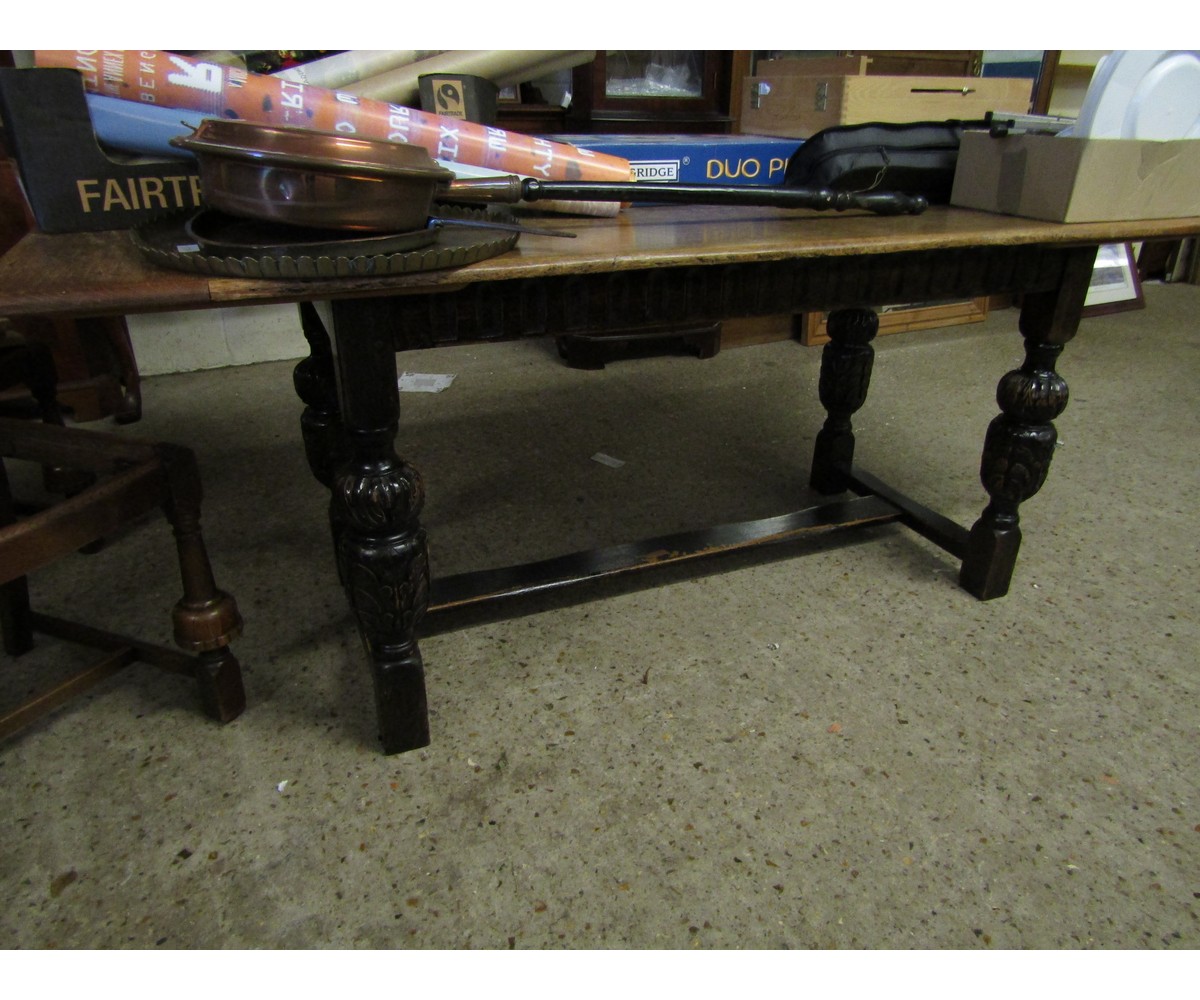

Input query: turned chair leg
[158,443,246,722]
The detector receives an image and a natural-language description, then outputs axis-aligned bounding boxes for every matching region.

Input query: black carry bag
[784,120,990,204]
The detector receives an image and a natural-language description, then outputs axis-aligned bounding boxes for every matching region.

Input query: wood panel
[2,206,1200,320]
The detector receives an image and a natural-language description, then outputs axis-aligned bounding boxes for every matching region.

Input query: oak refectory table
[2,204,1197,754]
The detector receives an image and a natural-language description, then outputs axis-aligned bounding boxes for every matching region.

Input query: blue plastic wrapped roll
[86,94,205,159]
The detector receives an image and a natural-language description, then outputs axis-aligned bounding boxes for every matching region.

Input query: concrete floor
[2,283,1198,949]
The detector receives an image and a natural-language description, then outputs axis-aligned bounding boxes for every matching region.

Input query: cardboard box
[755,56,870,77]
[547,133,801,186]
[740,73,1033,139]
[951,131,1200,222]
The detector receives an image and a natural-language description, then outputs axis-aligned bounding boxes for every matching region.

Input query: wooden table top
[2,204,1199,319]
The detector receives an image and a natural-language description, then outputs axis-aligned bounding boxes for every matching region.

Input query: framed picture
[1084,242,1145,317]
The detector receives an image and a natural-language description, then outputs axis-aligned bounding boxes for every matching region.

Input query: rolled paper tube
[491,51,596,87]
[342,50,591,104]
[272,50,443,90]
[33,50,633,187]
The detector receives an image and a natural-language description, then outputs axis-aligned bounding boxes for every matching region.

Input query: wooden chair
[1,155,142,424]
[0,335,244,740]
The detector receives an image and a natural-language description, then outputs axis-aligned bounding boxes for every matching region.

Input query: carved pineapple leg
[959,342,1069,598]
[810,307,879,494]
[328,298,431,754]
[959,246,1096,599]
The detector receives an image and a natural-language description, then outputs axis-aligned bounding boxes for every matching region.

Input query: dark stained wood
[328,296,430,755]
[429,495,901,613]
[3,204,1200,754]
[2,156,141,422]
[959,246,1097,599]
[0,641,137,742]
[554,322,720,369]
[379,245,1075,349]
[292,301,342,489]
[0,416,246,740]
[1031,51,1061,116]
[846,468,970,557]
[3,207,1200,318]
[568,52,738,134]
[810,308,878,495]
[31,613,196,674]
[845,50,985,76]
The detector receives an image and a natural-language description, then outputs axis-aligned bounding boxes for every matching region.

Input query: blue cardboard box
[545,133,802,186]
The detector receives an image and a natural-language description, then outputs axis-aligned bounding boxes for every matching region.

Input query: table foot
[336,491,431,754]
[367,642,430,755]
[810,307,878,494]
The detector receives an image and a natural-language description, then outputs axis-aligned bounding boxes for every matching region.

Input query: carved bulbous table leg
[959,245,1095,599]
[334,456,430,753]
[329,298,431,754]
[810,307,878,494]
[960,341,1069,599]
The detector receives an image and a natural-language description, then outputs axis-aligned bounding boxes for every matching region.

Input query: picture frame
[801,297,990,346]
[1083,242,1145,317]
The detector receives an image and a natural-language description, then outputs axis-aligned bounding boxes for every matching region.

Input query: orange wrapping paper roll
[342,50,595,104]
[33,50,632,184]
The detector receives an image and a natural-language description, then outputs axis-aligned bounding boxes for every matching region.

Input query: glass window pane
[604,51,705,99]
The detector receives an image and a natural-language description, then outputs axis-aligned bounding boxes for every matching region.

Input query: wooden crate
[741,73,1033,139]
[800,298,990,346]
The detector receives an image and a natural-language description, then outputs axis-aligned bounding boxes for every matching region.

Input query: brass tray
[132,205,519,281]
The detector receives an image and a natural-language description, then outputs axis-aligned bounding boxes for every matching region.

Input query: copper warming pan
[171,119,928,233]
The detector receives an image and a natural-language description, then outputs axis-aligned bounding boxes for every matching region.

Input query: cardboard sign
[0,67,203,233]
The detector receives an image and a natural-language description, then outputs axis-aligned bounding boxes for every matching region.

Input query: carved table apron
[2,205,1198,754]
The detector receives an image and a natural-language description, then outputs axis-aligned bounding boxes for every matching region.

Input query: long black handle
[525,179,928,216]
[443,176,928,216]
